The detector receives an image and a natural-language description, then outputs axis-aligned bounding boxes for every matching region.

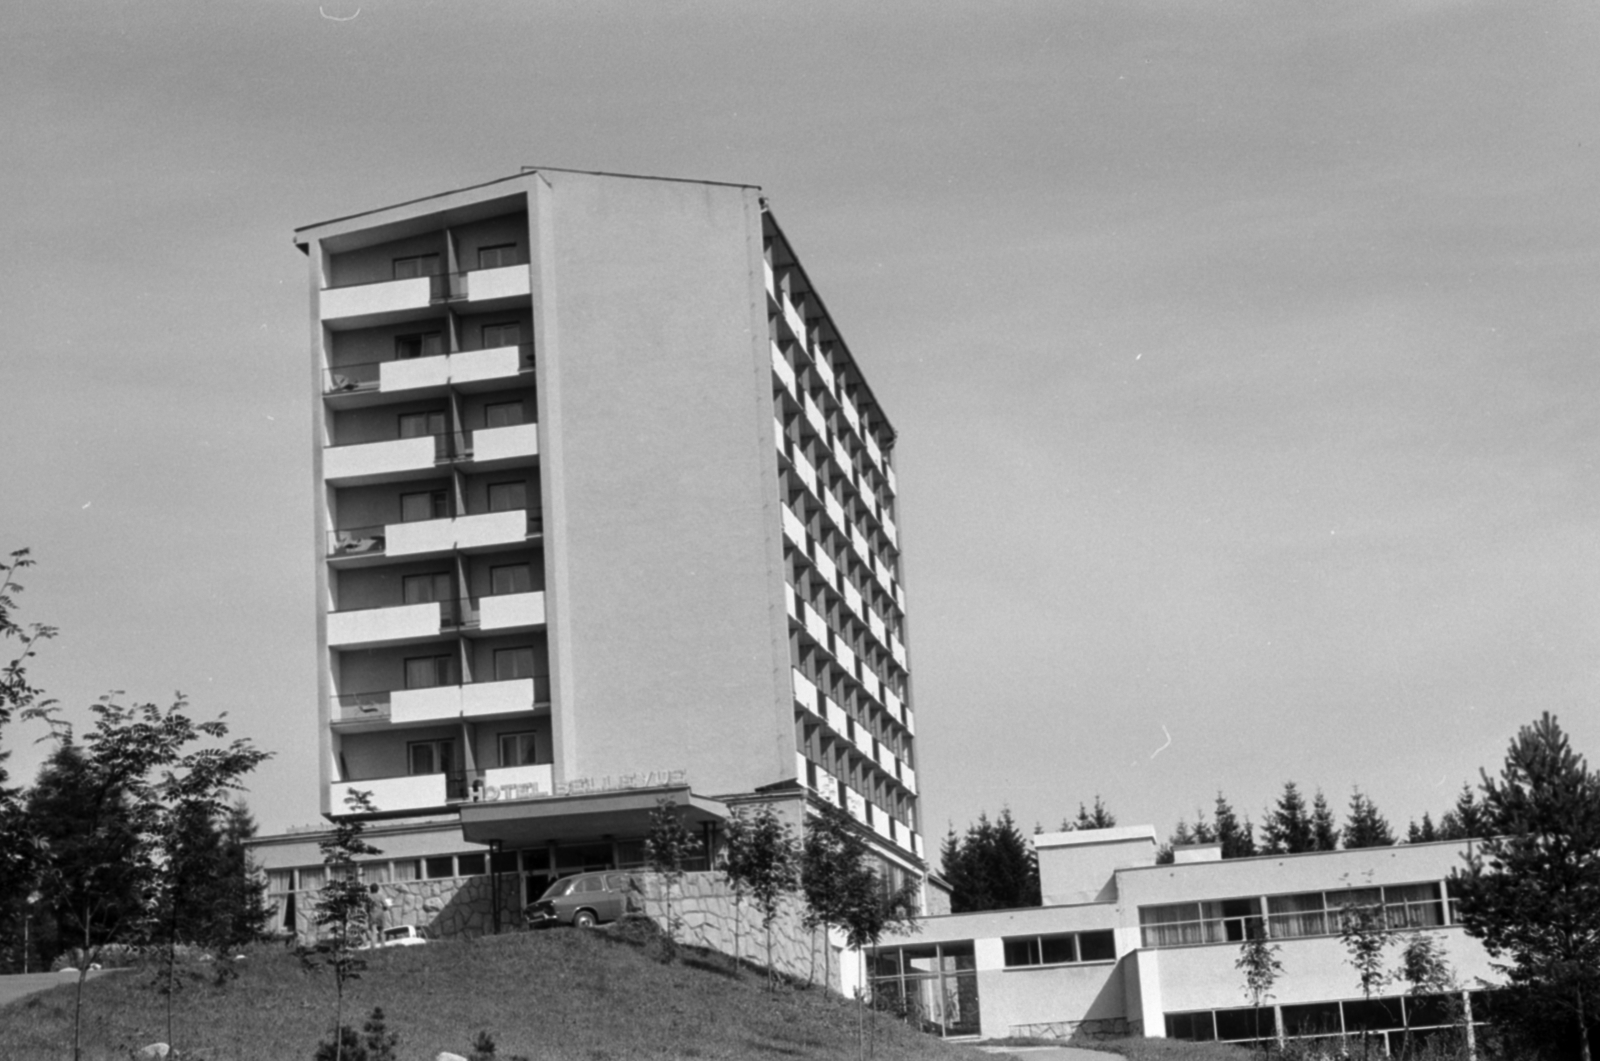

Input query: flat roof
[1034,825,1159,849]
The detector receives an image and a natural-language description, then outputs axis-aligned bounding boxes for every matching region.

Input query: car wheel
[574,910,598,929]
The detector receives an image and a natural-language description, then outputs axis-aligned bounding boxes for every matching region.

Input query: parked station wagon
[525,872,633,928]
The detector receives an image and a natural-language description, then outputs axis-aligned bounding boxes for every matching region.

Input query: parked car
[525,871,634,928]
[377,925,427,947]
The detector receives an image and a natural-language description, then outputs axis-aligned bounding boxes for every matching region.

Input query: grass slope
[0,928,1001,1061]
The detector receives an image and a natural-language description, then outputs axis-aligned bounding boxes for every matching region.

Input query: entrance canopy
[457,784,727,848]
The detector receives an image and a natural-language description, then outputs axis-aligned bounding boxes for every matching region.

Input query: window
[494,647,536,681]
[398,411,446,438]
[1267,883,1445,941]
[404,655,456,689]
[393,254,441,279]
[408,739,455,776]
[402,573,452,605]
[866,941,979,1039]
[392,859,420,882]
[1140,898,1263,948]
[457,853,488,876]
[478,244,519,269]
[484,400,525,428]
[490,563,533,595]
[1002,931,1114,966]
[499,731,537,766]
[400,489,448,523]
[395,331,443,359]
[487,481,527,512]
[482,322,521,348]
[424,856,455,880]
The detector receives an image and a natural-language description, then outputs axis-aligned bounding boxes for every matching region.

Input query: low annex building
[869,826,1501,1045]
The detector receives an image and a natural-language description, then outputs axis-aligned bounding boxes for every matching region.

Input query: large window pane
[1078,930,1116,962]
[488,481,528,512]
[494,647,536,681]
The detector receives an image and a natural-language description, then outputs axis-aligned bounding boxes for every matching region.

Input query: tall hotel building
[267,169,925,912]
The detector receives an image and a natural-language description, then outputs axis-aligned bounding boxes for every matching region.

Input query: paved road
[0,970,118,1008]
[977,1047,1123,1061]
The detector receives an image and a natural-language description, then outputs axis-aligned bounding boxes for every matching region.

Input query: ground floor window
[1167,991,1491,1049]
[1003,930,1115,968]
[867,941,980,1038]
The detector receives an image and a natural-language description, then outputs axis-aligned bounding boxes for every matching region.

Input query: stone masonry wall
[290,873,523,942]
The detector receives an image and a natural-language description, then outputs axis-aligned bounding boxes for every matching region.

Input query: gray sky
[4,1,1598,845]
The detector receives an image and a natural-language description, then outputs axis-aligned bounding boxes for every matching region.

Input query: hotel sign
[474,769,687,803]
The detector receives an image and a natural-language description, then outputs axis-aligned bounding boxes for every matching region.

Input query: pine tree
[1406,812,1439,844]
[942,808,1038,912]
[1063,796,1116,831]
[1439,782,1489,840]
[1214,794,1256,859]
[1454,714,1600,1061]
[1261,782,1313,854]
[1310,789,1341,851]
[1344,790,1396,849]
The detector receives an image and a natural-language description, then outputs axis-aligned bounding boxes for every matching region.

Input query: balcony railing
[326,428,464,462]
[324,343,534,394]
[328,590,545,628]
[326,511,544,557]
[334,674,552,719]
[323,255,528,292]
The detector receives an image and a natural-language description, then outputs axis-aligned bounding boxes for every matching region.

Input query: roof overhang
[457,785,727,848]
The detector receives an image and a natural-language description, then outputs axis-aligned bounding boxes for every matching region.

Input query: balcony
[325,508,536,563]
[326,592,546,648]
[390,675,548,726]
[791,668,819,715]
[330,773,448,815]
[780,505,807,550]
[471,423,538,467]
[323,434,448,485]
[319,266,530,327]
[771,343,796,398]
[901,763,917,794]
[802,603,829,646]
[803,394,826,439]
[812,544,837,590]
[324,343,533,397]
[813,352,836,395]
[824,696,849,736]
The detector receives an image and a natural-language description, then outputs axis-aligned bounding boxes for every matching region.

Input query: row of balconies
[323,423,538,484]
[330,761,554,818]
[778,462,906,629]
[792,668,916,795]
[781,503,908,672]
[320,263,531,326]
[774,415,899,564]
[772,356,898,540]
[763,271,898,499]
[327,591,545,648]
[789,581,907,710]
[794,752,921,859]
[324,342,533,398]
[328,508,540,563]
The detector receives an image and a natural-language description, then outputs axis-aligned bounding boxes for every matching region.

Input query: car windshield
[383,928,411,941]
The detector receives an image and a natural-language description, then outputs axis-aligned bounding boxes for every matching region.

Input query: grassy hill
[0,926,1004,1061]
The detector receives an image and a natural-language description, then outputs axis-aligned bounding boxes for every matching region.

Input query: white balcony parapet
[764,260,775,300]
[845,788,867,823]
[884,687,903,724]
[475,763,554,801]
[904,706,916,736]
[381,355,452,392]
[479,591,545,631]
[323,436,437,482]
[796,753,811,789]
[327,602,440,647]
[803,393,826,439]
[781,504,807,549]
[451,345,525,384]
[885,464,897,496]
[829,435,851,476]
[818,769,842,807]
[882,514,898,548]
[912,833,923,859]
[794,450,818,496]
[386,509,528,557]
[834,641,856,678]
[782,296,807,348]
[803,603,829,647]
[814,352,836,395]
[320,277,432,322]
[792,668,819,714]
[330,774,444,814]
[774,418,787,454]
[901,763,917,794]
[465,264,531,302]
[462,677,537,717]
[841,393,861,436]
[771,343,796,397]
[389,685,463,725]
[874,558,893,592]
[890,635,907,669]
[895,584,906,612]
[825,697,849,736]
[785,582,799,622]
[813,544,837,589]
[865,433,883,468]
[859,668,881,703]
[843,581,863,619]
[868,611,887,646]
[473,423,538,464]
[850,527,870,562]
[824,492,846,532]
[872,810,892,841]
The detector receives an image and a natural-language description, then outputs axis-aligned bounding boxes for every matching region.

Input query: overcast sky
[4,1,1598,846]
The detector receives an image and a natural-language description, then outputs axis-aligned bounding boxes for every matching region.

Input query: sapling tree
[800,805,854,993]
[0,549,55,963]
[1396,933,1457,1056]
[1337,887,1395,1061]
[1235,927,1283,1043]
[722,802,798,989]
[720,807,750,971]
[644,796,702,956]
[308,790,381,1061]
